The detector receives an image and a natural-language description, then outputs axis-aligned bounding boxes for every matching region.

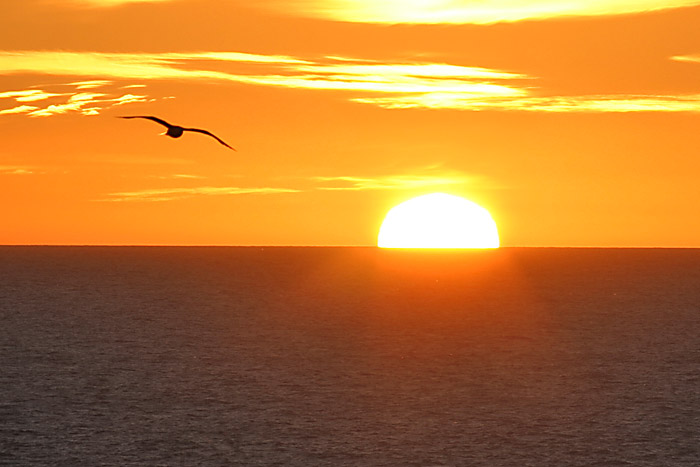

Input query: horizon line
[1,244,698,249]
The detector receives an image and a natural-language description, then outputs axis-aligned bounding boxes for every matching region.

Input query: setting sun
[378,193,499,249]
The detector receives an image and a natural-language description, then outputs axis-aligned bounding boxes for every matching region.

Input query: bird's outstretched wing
[118,115,172,128]
[184,127,236,151]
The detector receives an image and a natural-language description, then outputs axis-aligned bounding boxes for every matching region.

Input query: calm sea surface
[1,247,699,466]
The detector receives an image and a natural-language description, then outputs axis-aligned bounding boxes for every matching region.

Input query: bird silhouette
[118,116,236,150]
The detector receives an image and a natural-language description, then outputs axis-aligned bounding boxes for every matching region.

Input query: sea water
[1,247,698,466]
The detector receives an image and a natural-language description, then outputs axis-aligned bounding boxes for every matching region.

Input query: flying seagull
[118,116,236,150]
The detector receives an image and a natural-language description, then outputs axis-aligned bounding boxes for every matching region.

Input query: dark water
[1,247,698,466]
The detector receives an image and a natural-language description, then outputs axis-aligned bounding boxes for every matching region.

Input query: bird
[118,116,236,150]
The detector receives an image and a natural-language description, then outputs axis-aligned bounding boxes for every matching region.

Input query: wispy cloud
[0,51,306,81]
[0,50,529,111]
[61,0,172,6]
[70,80,113,89]
[0,50,521,93]
[0,90,65,102]
[295,62,526,80]
[671,54,700,64]
[153,174,208,180]
[102,186,301,202]
[0,80,153,117]
[103,167,489,202]
[2,50,699,113]
[314,171,483,191]
[259,0,700,24]
[354,93,700,112]
[0,165,37,175]
[0,105,40,115]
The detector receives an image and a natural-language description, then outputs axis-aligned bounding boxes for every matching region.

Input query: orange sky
[1,0,699,246]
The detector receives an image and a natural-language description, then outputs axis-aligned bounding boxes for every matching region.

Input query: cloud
[671,54,700,64]
[0,50,520,94]
[0,50,529,109]
[0,165,36,175]
[314,172,483,191]
[152,174,208,180]
[0,80,153,117]
[258,0,700,24]
[0,51,307,82]
[0,90,65,102]
[103,186,301,202]
[70,80,114,89]
[296,62,526,80]
[57,0,172,6]
[2,50,699,114]
[102,166,489,202]
[28,92,106,117]
[0,105,39,115]
[353,93,700,112]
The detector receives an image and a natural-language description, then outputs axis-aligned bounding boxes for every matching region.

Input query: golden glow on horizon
[262,0,700,24]
[378,193,499,249]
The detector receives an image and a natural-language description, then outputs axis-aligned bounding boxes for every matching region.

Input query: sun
[378,193,499,249]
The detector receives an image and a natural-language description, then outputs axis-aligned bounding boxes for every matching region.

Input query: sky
[1,0,699,246]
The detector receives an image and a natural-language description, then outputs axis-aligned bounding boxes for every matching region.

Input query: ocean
[1,246,698,466]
